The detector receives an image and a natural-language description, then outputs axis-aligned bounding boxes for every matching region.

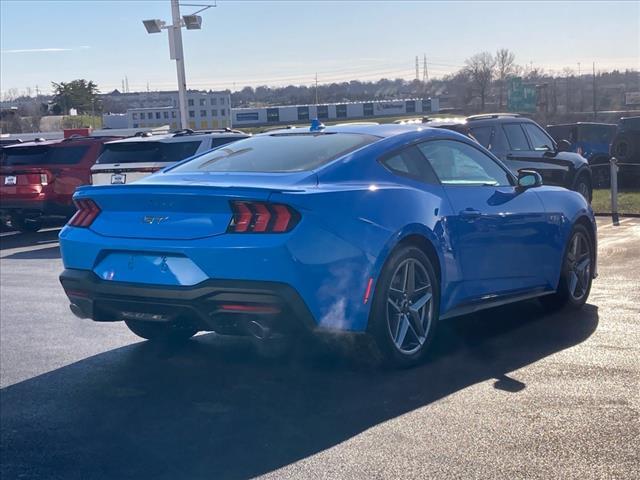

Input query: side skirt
[439,287,554,321]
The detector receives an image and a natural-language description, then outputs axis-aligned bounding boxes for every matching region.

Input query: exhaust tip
[247,320,271,340]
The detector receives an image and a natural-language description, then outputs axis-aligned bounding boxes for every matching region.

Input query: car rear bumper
[59,268,318,336]
[0,198,74,217]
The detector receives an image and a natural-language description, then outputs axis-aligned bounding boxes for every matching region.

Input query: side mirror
[517,170,543,189]
[557,139,572,152]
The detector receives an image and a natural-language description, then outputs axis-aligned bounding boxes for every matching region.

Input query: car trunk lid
[81,171,315,240]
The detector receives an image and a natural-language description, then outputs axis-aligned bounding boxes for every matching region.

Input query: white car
[91,129,249,185]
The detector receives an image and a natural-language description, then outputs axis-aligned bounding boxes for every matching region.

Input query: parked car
[0,135,120,232]
[427,114,593,201]
[59,124,596,368]
[91,129,249,185]
[546,122,616,187]
[610,116,640,187]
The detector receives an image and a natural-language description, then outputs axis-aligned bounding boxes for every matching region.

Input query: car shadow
[0,228,61,251]
[0,301,598,480]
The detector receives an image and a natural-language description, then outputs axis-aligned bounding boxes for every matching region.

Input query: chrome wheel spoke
[395,314,410,346]
[576,256,590,274]
[388,297,402,313]
[569,271,579,296]
[406,261,416,296]
[411,291,432,312]
[401,263,410,292]
[408,308,425,337]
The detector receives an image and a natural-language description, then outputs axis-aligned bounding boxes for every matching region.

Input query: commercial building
[126,91,231,130]
[231,98,439,127]
[122,93,438,130]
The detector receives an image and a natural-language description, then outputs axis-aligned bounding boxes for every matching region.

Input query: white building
[102,113,128,129]
[127,91,231,130]
[231,98,439,127]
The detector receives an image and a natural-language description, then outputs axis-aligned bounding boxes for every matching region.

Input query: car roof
[263,123,449,138]
[547,122,616,127]
[1,136,115,149]
[105,131,247,145]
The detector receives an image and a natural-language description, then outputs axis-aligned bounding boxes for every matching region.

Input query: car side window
[417,140,512,186]
[502,124,530,151]
[380,145,438,184]
[523,123,554,151]
[468,126,493,149]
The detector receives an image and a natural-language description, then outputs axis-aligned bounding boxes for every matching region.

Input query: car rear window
[577,124,617,143]
[96,141,201,164]
[547,125,576,143]
[1,145,89,166]
[170,133,377,173]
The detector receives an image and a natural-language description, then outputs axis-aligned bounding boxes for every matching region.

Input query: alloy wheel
[566,231,591,301]
[386,258,434,355]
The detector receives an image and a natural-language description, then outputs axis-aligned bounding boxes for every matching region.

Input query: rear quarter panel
[269,180,452,331]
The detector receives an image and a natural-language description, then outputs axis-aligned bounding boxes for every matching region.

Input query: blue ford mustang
[59,124,597,367]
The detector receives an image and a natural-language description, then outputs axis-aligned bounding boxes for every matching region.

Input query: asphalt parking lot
[1,218,638,480]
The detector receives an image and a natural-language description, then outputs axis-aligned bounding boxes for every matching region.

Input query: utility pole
[170,0,188,130]
[577,62,583,112]
[315,73,318,105]
[423,54,428,83]
[592,62,597,120]
[415,56,420,81]
[125,76,129,93]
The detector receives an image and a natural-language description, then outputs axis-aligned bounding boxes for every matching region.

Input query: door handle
[460,208,482,219]
[506,154,516,159]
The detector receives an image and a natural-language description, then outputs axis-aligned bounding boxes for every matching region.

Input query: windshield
[169,133,377,173]
[1,145,89,166]
[96,141,201,164]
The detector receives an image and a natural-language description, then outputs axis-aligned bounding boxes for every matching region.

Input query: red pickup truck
[0,136,119,232]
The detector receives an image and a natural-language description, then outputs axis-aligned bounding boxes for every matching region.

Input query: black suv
[428,114,593,201]
[610,116,640,186]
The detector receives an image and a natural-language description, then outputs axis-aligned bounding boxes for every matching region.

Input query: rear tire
[540,224,594,312]
[10,215,42,233]
[125,319,197,343]
[368,245,440,368]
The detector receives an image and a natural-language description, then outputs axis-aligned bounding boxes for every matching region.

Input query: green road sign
[507,77,537,113]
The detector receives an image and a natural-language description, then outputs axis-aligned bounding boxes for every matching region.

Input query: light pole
[143,1,214,130]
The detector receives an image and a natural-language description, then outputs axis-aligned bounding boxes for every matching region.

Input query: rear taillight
[228,201,299,233]
[68,199,101,227]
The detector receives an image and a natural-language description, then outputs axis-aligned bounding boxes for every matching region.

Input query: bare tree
[495,48,516,109]
[465,52,495,111]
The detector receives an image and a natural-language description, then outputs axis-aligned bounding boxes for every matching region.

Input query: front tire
[125,319,197,343]
[573,175,592,202]
[368,245,439,368]
[540,224,594,312]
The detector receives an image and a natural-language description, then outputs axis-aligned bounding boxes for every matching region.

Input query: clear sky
[1,0,638,97]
